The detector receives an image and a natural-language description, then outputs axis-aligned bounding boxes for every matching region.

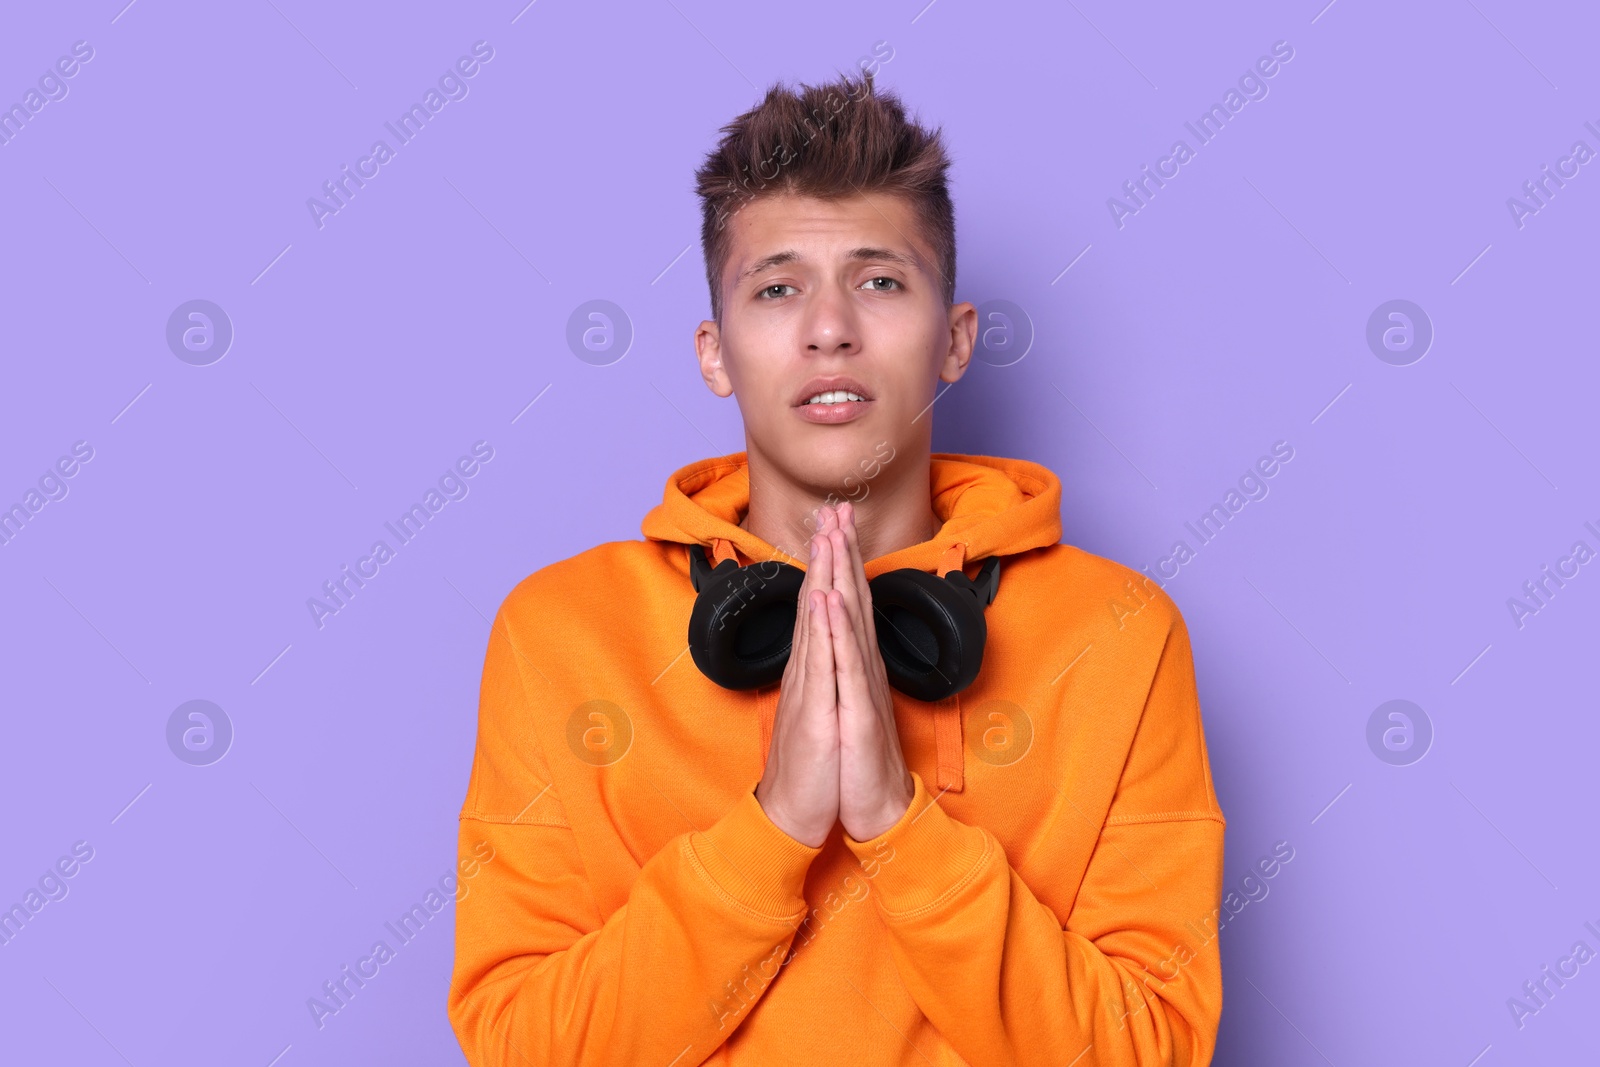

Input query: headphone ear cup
[688,560,806,689]
[868,569,989,702]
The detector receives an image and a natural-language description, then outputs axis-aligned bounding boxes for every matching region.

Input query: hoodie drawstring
[933,692,966,794]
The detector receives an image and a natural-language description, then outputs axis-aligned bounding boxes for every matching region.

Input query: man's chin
[758,428,903,499]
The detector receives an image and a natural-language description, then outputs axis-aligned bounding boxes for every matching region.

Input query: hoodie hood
[640,451,1062,577]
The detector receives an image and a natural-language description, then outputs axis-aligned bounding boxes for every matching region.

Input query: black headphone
[686,542,1001,702]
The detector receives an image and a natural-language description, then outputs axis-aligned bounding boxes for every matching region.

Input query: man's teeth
[805,390,866,405]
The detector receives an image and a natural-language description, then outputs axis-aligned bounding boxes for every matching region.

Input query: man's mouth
[792,376,875,408]
[793,377,875,424]
[802,389,869,405]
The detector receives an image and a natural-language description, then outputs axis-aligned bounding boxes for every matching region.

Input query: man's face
[695,191,975,497]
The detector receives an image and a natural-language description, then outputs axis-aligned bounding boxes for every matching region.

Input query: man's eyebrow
[846,246,918,271]
[738,246,919,281]
[739,250,800,281]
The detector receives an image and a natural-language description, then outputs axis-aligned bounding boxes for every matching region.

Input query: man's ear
[938,301,978,384]
[695,318,735,398]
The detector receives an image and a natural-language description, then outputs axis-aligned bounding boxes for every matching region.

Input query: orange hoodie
[449,452,1226,1066]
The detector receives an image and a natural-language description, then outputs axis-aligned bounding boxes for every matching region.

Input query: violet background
[2,1,1597,1063]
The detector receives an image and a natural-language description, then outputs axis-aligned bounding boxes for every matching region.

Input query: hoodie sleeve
[448,607,824,1067]
[842,606,1226,1066]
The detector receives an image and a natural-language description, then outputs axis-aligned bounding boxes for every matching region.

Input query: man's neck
[739,448,943,565]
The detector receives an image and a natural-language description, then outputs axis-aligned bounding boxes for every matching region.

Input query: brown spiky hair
[694,70,956,324]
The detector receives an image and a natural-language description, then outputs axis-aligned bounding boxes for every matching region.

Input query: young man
[449,73,1226,1065]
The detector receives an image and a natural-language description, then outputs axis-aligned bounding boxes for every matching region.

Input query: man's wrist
[754,783,830,848]
[846,776,914,841]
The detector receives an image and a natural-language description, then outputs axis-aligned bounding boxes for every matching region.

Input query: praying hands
[755,502,916,847]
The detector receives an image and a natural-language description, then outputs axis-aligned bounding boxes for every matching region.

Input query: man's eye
[759,284,796,299]
[862,277,901,291]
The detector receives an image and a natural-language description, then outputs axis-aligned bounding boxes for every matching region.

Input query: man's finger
[827,589,872,709]
[834,504,878,662]
[797,530,835,695]
[792,516,832,671]
[804,589,836,705]
[828,527,873,665]
[785,550,810,685]
[826,508,862,625]
[810,511,835,599]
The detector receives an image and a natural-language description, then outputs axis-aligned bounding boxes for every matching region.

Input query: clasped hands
[755,502,915,848]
